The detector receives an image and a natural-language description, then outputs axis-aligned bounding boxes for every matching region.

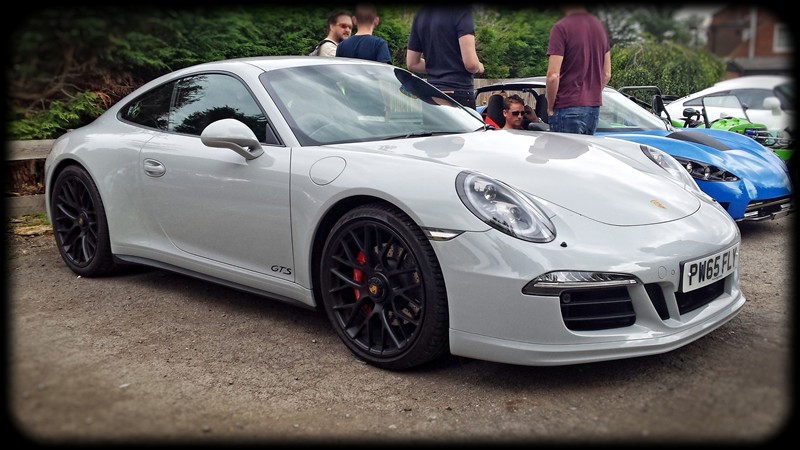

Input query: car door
[138,73,294,280]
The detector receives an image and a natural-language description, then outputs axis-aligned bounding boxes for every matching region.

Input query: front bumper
[432,202,745,366]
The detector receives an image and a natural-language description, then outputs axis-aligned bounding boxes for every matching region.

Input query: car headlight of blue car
[640,145,710,191]
[670,155,740,182]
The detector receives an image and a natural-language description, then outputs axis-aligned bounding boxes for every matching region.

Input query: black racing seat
[652,94,672,123]
[485,94,506,128]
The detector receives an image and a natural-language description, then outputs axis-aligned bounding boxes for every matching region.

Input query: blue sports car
[476,78,794,222]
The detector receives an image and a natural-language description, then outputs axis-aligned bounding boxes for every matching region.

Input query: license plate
[680,244,738,293]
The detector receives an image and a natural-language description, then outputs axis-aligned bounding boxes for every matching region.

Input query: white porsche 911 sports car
[45,56,745,370]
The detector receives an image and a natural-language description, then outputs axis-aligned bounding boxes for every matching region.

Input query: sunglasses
[509,110,524,116]
[337,23,352,29]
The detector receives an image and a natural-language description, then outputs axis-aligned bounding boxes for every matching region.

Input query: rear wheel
[319,204,449,370]
[50,165,116,277]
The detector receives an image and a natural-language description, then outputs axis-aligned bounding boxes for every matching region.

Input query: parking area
[7,216,793,444]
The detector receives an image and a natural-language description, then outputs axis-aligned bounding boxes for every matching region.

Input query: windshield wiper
[381,131,451,140]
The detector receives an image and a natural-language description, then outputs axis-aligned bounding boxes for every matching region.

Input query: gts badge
[271,265,292,275]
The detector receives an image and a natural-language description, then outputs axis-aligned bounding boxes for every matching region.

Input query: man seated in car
[503,94,526,130]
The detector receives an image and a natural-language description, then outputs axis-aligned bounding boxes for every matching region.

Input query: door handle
[143,158,166,177]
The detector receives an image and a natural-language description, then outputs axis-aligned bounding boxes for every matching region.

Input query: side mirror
[201,119,263,160]
[763,96,782,116]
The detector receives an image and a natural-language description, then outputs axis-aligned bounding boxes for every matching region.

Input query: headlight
[456,171,555,243]
[640,145,707,192]
[670,155,740,182]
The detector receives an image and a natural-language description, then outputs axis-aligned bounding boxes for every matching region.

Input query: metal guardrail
[7,139,55,161]
[6,140,54,216]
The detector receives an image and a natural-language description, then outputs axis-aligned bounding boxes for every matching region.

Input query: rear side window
[728,88,773,110]
[120,73,279,145]
[120,82,174,130]
[685,88,784,111]
[170,74,274,144]
[684,91,731,108]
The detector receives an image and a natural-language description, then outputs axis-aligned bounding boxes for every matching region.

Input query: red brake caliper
[353,251,365,300]
[353,250,372,316]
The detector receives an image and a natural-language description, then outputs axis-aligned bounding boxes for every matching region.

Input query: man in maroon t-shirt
[545,5,611,135]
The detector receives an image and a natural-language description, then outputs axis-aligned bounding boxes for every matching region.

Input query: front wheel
[319,204,449,370]
[50,165,116,277]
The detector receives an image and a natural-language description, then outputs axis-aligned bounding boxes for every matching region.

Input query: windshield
[261,64,484,145]
[597,88,670,132]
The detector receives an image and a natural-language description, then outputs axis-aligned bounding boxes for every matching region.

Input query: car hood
[607,129,793,190]
[360,130,702,226]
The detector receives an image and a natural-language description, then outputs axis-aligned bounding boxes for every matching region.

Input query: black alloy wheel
[51,165,116,277]
[320,203,449,370]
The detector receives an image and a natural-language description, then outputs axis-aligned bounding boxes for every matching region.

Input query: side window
[686,90,734,108]
[684,97,704,107]
[170,74,275,144]
[120,82,175,130]
[731,89,771,110]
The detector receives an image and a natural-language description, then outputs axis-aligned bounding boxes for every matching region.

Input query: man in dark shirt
[405,6,484,109]
[545,4,611,134]
[335,4,391,63]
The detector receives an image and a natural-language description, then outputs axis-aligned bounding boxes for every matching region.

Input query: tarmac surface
[6,216,794,445]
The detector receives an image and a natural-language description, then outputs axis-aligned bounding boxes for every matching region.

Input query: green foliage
[475,7,560,79]
[631,6,694,46]
[6,6,730,140]
[372,6,417,66]
[610,39,725,97]
[8,92,105,140]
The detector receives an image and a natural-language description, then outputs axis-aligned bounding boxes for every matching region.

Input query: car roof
[132,56,395,95]
[186,55,388,72]
[153,56,390,83]
[708,75,791,90]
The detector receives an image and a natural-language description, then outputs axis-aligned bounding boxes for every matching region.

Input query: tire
[50,165,117,277]
[319,203,449,370]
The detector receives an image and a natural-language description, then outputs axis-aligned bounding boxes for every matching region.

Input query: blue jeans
[549,106,600,135]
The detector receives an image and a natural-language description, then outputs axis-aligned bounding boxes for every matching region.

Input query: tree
[594,4,644,47]
[610,39,725,97]
[631,6,694,45]
[5,5,730,140]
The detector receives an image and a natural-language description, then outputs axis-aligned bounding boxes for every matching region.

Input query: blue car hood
[603,128,792,193]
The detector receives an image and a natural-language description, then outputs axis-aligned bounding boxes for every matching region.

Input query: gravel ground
[5,216,795,446]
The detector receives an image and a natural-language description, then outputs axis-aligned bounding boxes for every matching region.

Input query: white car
[44,56,745,370]
[665,75,794,133]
